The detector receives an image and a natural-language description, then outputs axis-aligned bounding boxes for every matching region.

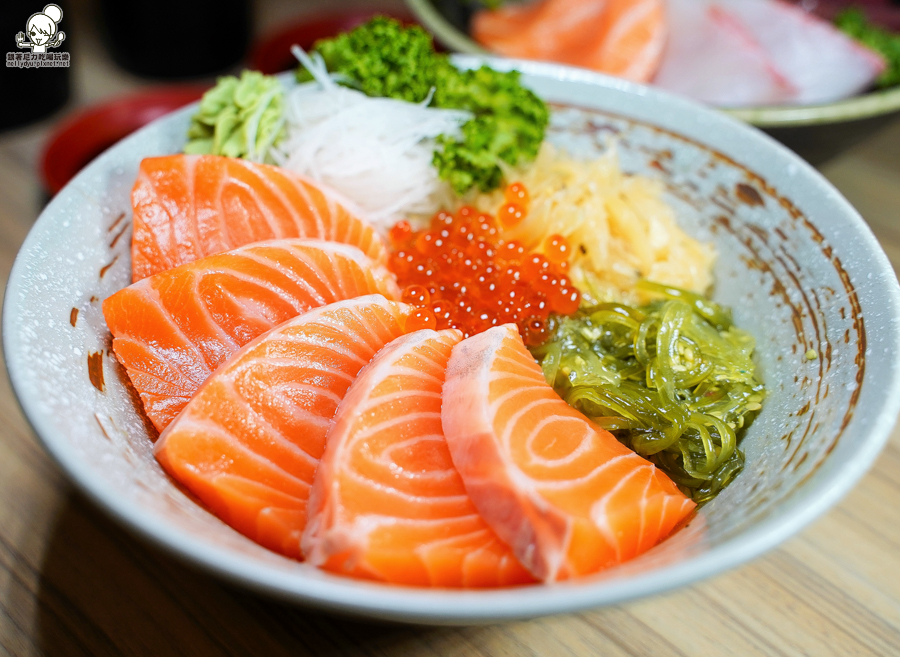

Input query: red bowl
[41,86,208,196]
[249,8,432,75]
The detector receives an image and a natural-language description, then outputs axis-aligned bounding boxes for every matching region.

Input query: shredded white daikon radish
[270,47,470,230]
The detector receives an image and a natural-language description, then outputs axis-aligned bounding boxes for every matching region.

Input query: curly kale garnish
[296,17,442,103]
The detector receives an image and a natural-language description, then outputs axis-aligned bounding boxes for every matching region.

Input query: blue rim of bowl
[405,0,900,129]
[5,59,900,624]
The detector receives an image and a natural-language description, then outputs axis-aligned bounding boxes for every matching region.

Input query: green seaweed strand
[531,282,765,504]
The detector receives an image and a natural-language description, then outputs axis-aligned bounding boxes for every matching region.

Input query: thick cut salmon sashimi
[472,0,667,82]
[154,295,414,559]
[441,324,696,582]
[103,238,400,432]
[303,329,535,588]
[131,154,387,281]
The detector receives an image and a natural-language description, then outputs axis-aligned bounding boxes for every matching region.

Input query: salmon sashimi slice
[103,238,400,432]
[154,295,414,559]
[131,154,387,281]
[472,0,667,82]
[441,324,696,582]
[303,329,535,587]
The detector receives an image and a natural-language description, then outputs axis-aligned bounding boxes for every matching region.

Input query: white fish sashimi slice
[721,0,885,105]
[654,0,795,106]
[654,0,885,107]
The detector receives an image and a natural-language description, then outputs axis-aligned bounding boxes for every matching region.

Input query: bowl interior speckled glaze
[5,59,900,624]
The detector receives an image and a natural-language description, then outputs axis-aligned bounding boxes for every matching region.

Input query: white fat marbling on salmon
[302,329,534,587]
[104,241,399,432]
[442,324,696,582]
[155,295,412,561]
[131,154,387,281]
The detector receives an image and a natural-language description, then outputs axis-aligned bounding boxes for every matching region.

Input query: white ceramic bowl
[5,60,900,624]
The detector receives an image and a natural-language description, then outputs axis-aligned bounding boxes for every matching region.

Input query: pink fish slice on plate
[654,0,885,107]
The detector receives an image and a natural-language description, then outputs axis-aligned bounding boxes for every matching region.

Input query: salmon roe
[498,203,526,229]
[544,234,570,264]
[387,183,580,345]
[389,220,413,245]
[505,181,529,208]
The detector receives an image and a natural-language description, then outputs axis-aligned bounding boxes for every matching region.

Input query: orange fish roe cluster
[388,183,580,345]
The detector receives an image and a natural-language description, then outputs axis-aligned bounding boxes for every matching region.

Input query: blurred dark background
[0,0,899,252]
[0,0,406,201]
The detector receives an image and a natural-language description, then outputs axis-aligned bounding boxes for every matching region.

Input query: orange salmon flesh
[441,324,696,582]
[154,295,414,559]
[131,154,387,281]
[303,329,535,587]
[103,238,399,432]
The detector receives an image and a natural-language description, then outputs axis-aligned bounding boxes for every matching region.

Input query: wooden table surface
[3,2,900,655]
